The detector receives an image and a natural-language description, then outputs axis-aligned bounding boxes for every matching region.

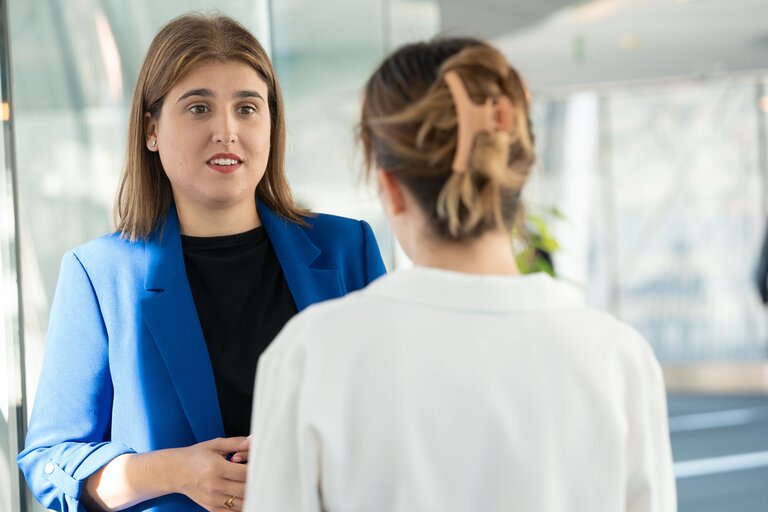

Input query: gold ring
[224,495,236,509]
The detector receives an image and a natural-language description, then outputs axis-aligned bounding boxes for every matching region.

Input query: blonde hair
[360,38,535,240]
[115,13,309,240]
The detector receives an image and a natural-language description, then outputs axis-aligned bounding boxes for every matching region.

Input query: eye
[188,104,210,115]
[237,105,257,116]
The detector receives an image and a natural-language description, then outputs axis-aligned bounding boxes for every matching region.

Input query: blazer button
[44,463,55,474]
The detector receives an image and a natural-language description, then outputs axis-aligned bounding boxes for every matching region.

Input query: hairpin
[443,70,514,173]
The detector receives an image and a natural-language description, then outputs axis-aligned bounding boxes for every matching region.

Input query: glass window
[605,78,767,360]
[271,0,440,269]
[531,76,768,361]
[1,0,27,509]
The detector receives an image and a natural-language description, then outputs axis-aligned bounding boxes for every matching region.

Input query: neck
[410,228,520,276]
[174,198,261,237]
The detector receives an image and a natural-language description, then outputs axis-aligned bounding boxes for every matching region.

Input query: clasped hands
[175,436,251,512]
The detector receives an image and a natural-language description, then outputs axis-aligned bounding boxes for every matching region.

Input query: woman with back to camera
[17,13,386,512]
[243,38,677,512]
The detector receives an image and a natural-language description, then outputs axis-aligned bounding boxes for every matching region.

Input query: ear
[377,170,406,216]
[144,112,159,152]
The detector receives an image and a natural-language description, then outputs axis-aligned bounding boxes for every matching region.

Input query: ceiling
[9,0,768,110]
[440,0,575,39]
[441,0,768,91]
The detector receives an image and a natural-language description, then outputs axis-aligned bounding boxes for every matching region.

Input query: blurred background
[1,0,767,510]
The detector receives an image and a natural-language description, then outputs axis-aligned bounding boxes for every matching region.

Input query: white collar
[364,266,583,314]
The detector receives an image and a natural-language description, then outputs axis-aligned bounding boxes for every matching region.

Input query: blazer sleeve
[17,251,135,511]
[359,220,387,284]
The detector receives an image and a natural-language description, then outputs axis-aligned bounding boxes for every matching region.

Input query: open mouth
[207,154,243,173]
[207,157,242,166]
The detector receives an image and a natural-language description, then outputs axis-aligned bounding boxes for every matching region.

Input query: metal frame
[0,0,29,509]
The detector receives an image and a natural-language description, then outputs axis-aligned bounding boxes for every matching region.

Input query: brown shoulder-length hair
[115,12,309,240]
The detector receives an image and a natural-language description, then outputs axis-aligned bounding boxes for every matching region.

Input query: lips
[207,153,243,174]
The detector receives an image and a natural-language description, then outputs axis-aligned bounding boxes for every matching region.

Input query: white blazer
[245,267,677,512]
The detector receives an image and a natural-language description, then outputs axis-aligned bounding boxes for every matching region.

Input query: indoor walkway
[669,394,768,511]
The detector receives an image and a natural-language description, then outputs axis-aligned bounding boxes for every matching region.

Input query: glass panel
[0,129,17,511]
[1,0,26,509]
[533,76,768,362]
[271,0,440,270]
[531,74,768,362]
[606,77,767,361]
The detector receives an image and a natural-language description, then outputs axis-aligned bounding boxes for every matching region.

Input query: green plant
[513,206,564,276]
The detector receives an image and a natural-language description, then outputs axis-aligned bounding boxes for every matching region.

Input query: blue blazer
[17,203,387,511]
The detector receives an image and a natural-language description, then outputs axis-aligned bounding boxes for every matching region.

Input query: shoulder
[71,232,141,259]
[575,309,667,402]
[564,304,662,377]
[64,232,144,281]
[517,275,660,374]
[584,307,652,353]
[302,212,373,241]
[298,212,384,277]
[521,286,665,397]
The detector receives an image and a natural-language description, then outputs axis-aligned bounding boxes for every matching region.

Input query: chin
[200,193,255,211]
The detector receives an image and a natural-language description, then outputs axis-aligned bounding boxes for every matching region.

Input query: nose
[212,111,238,145]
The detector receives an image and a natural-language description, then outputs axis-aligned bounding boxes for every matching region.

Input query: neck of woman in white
[409,227,520,276]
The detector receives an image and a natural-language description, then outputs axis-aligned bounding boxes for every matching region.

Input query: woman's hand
[170,437,250,511]
[229,435,251,464]
[83,437,251,511]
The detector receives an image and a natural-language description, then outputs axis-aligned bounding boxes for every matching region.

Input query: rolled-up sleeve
[17,251,135,511]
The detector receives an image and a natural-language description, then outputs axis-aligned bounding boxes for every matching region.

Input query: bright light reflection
[94,10,123,101]
[759,95,768,114]
[573,0,621,22]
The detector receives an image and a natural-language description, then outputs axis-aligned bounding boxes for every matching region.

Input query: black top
[181,227,298,437]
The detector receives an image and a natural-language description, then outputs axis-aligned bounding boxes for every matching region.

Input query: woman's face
[146,59,271,214]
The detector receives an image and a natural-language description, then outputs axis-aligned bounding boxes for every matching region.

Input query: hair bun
[360,39,536,240]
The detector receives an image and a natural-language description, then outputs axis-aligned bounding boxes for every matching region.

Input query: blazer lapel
[258,203,343,311]
[140,208,225,442]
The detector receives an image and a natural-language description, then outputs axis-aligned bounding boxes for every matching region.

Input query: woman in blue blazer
[17,13,385,512]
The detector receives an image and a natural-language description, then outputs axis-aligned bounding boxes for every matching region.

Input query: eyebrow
[235,90,265,101]
[176,89,265,102]
[177,88,213,102]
